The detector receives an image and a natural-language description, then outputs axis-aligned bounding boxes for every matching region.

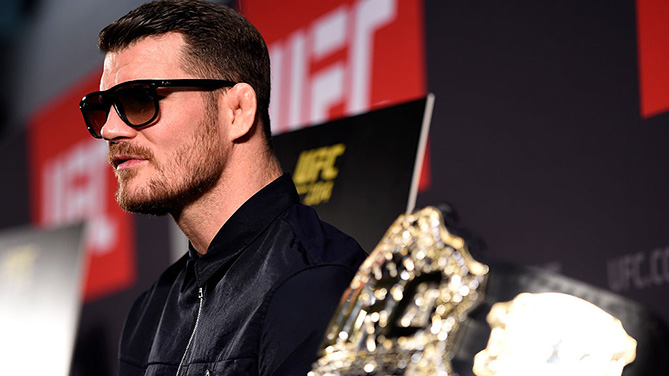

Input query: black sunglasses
[79,79,236,139]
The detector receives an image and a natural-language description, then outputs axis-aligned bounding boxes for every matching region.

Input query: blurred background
[1,0,668,374]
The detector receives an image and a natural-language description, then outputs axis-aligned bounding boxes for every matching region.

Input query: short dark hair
[98,0,272,143]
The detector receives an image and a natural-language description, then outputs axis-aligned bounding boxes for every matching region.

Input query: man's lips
[108,143,154,171]
[112,155,148,170]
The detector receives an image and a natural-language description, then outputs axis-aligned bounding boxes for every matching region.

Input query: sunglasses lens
[115,83,157,126]
[81,93,110,139]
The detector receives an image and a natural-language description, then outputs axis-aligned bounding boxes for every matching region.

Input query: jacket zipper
[176,287,204,376]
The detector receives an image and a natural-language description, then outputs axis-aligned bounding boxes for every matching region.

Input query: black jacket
[118,175,367,376]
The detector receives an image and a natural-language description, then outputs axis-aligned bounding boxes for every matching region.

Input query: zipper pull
[198,287,204,299]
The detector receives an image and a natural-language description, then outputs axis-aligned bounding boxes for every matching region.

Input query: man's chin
[116,190,175,216]
[117,198,173,216]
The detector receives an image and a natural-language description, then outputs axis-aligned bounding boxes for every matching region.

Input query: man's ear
[221,83,257,141]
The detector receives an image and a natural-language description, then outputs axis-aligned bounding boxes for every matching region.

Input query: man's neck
[172,153,282,256]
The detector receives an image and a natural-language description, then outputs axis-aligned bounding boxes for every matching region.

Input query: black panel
[419,0,669,322]
[0,129,30,228]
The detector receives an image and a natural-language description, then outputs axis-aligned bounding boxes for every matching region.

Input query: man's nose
[101,108,138,141]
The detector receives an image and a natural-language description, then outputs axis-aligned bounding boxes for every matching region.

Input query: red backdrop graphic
[636,0,669,118]
[242,0,430,190]
[28,69,136,302]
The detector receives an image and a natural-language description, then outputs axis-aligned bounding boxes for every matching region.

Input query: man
[78,1,367,375]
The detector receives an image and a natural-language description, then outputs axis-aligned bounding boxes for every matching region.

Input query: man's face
[100,32,227,215]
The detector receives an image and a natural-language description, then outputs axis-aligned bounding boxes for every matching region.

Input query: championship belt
[310,207,668,376]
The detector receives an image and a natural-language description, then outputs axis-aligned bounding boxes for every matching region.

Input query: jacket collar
[188,174,299,287]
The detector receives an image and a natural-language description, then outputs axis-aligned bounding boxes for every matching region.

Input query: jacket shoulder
[278,203,367,270]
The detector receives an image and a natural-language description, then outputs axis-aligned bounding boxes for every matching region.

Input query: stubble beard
[112,100,225,216]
